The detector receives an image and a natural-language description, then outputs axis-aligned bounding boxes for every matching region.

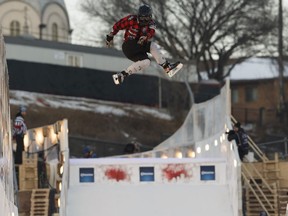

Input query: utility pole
[278,0,286,124]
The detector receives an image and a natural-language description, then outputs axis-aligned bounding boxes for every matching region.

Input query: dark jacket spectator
[82,146,96,158]
[227,122,249,161]
[124,141,141,154]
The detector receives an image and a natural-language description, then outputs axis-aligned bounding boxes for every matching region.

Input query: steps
[278,188,288,215]
[232,116,288,216]
[30,189,50,216]
[243,158,288,216]
[263,154,280,185]
[245,182,278,216]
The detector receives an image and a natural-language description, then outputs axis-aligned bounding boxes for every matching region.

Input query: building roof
[0,0,66,12]
[229,57,288,81]
[4,36,125,58]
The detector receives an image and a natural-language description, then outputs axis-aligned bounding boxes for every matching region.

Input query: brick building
[229,57,288,127]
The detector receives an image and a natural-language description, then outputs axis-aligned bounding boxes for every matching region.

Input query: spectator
[226,122,249,161]
[124,141,141,154]
[82,146,96,158]
[12,106,27,164]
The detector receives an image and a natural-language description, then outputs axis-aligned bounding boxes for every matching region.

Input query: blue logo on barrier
[200,165,215,181]
[139,167,154,182]
[79,168,94,183]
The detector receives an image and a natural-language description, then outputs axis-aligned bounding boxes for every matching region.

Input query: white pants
[125,42,166,75]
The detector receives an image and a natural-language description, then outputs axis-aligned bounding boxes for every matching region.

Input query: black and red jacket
[110,15,156,42]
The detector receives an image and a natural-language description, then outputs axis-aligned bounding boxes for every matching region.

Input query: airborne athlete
[106,4,183,85]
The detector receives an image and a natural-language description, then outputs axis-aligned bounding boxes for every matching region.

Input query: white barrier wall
[126,81,240,215]
[155,81,230,150]
[67,158,233,216]
[69,158,227,186]
[64,78,240,215]
[0,29,18,216]
[151,80,241,216]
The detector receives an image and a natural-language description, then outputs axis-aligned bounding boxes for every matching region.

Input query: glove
[106,33,114,47]
[226,130,235,135]
[137,36,147,45]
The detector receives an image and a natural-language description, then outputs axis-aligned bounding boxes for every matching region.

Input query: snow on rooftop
[9,90,172,120]
[228,57,288,81]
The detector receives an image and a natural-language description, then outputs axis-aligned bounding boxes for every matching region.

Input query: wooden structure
[242,156,288,216]
[19,152,38,190]
[18,152,51,216]
[231,116,288,216]
[30,189,50,216]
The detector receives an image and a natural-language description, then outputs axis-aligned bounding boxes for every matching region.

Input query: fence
[257,137,288,160]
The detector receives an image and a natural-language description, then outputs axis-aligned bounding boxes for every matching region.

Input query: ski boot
[161,61,183,77]
[112,71,129,85]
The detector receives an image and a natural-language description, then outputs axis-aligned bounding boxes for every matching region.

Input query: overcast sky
[65,0,288,46]
[64,0,107,46]
[64,0,85,43]
[64,0,80,29]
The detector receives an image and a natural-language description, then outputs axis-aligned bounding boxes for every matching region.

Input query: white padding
[150,42,166,65]
[126,59,150,75]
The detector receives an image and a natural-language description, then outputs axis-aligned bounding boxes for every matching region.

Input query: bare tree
[81,0,277,82]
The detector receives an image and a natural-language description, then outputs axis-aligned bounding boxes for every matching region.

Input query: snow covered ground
[9,90,172,120]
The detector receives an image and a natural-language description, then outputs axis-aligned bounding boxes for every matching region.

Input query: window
[52,23,58,41]
[10,21,20,36]
[245,86,257,102]
[66,54,83,67]
[231,89,239,103]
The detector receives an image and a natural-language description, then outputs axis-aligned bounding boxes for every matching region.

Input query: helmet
[19,105,27,113]
[234,122,241,129]
[138,4,152,26]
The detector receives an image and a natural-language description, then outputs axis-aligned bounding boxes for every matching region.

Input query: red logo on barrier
[105,168,127,181]
[162,164,190,181]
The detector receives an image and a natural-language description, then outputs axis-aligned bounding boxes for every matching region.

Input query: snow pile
[9,90,172,120]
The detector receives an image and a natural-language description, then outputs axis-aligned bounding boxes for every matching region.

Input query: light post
[278,0,286,124]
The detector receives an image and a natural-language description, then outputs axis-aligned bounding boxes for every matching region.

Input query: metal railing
[257,138,288,160]
[242,163,277,216]
[231,115,269,162]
